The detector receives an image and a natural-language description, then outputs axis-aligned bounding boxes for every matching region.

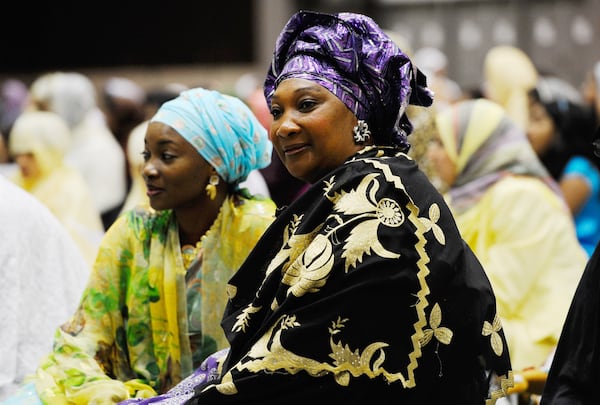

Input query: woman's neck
[176,193,228,246]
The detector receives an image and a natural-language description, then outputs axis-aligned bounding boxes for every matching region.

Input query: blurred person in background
[527,76,599,257]
[581,60,600,124]
[8,110,104,267]
[0,175,89,401]
[102,77,147,194]
[413,46,463,112]
[428,98,587,375]
[540,127,600,405]
[0,79,29,163]
[102,76,147,154]
[29,71,128,230]
[482,45,539,131]
[143,83,188,120]
[118,120,150,215]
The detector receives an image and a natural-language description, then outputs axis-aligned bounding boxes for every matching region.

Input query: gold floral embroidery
[419,303,453,347]
[266,214,322,278]
[328,317,395,386]
[482,314,504,356]
[331,173,403,272]
[231,304,262,333]
[487,371,515,405]
[282,234,334,297]
[217,158,438,393]
[418,203,446,245]
[221,314,410,392]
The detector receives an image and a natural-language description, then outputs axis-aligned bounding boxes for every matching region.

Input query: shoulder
[564,156,600,190]
[105,207,173,241]
[233,193,277,217]
[480,176,568,220]
[490,175,557,199]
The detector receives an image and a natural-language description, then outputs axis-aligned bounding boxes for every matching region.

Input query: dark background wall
[1,0,598,93]
[1,1,254,73]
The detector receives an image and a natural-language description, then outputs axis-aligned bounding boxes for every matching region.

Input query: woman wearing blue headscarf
[2,87,276,405]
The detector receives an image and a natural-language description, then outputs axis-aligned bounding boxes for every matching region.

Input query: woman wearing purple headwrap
[147,10,511,405]
[113,10,513,405]
[1,87,276,405]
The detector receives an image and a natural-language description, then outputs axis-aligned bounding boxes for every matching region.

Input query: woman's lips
[283,143,308,156]
[146,185,163,197]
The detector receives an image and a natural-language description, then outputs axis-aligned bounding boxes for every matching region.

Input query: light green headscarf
[151,87,272,188]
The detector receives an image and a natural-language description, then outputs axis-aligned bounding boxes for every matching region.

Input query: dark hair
[529,80,598,178]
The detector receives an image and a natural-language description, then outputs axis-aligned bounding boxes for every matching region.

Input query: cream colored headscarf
[483,45,538,130]
[9,110,71,189]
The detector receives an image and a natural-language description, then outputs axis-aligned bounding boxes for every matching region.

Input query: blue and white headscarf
[151,87,272,187]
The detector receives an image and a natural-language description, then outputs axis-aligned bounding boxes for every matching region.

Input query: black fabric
[185,146,512,404]
[541,242,600,405]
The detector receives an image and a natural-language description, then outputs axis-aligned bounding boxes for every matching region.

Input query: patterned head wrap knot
[151,87,272,187]
[264,10,433,150]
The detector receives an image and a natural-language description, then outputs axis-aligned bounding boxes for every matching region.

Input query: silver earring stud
[353,120,371,144]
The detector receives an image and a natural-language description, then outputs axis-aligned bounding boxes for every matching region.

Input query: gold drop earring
[205,174,219,200]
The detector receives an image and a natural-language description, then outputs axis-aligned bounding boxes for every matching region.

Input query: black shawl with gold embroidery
[186,146,513,404]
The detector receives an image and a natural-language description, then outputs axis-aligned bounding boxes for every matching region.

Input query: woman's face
[526,97,555,156]
[268,78,363,183]
[14,152,41,180]
[426,138,457,188]
[142,122,213,211]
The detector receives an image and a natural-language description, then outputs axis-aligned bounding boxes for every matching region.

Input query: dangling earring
[353,120,371,144]
[205,174,219,200]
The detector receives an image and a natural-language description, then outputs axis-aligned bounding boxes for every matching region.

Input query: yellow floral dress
[30,193,275,404]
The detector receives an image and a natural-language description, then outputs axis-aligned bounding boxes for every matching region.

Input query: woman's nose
[274,114,300,138]
[142,160,158,178]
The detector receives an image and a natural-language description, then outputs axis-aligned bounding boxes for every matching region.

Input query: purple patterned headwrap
[264,10,433,150]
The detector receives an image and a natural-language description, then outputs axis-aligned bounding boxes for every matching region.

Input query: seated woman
[2,87,276,405]
[527,76,600,256]
[119,10,514,405]
[428,97,587,374]
[8,110,104,267]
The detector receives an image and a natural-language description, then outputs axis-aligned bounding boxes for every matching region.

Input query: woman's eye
[270,107,282,119]
[162,152,175,161]
[299,100,316,110]
[141,151,150,161]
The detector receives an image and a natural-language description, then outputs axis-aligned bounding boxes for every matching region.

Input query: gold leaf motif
[430,303,442,328]
[420,303,454,347]
[335,370,351,386]
[231,304,261,333]
[490,333,504,356]
[269,223,322,277]
[341,213,401,272]
[342,221,378,270]
[428,203,440,222]
[334,173,379,215]
[419,329,434,347]
[482,314,504,356]
[434,327,453,345]
[214,373,238,395]
[419,203,446,245]
[226,284,237,299]
[285,234,334,297]
[323,176,336,195]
